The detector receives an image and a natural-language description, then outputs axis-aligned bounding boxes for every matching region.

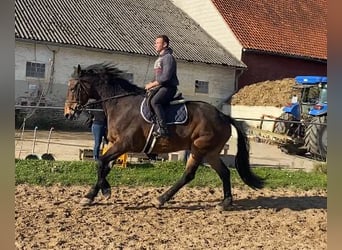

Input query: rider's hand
[145,81,159,90]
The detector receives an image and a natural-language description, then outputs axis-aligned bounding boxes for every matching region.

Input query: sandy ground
[15,130,327,249]
[15,78,326,249]
[15,185,327,250]
[15,130,94,161]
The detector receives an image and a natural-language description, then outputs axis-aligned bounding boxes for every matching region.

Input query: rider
[145,35,179,138]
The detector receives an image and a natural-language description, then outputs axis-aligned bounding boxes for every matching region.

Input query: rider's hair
[157,35,169,47]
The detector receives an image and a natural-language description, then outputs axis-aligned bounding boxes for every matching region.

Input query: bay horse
[64,63,264,210]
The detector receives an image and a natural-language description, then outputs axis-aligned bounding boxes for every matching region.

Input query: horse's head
[64,65,94,120]
[64,62,145,119]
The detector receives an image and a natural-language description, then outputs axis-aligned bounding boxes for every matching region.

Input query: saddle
[140,91,188,154]
[140,92,188,125]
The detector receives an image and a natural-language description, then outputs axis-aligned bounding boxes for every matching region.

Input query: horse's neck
[102,94,143,115]
[95,85,114,100]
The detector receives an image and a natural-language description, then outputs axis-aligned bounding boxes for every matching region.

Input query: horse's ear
[71,65,78,77]
[77,64,82,75]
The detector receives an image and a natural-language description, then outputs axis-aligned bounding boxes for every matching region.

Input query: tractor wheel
[273,113,293,135]
[304,116,327,160]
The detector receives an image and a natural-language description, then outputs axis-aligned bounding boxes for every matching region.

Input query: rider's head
[154,35,169,54]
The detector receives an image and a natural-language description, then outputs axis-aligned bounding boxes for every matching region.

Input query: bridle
[65,78,90,115]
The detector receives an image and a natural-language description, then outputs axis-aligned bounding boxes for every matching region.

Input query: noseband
[65,79,90,115]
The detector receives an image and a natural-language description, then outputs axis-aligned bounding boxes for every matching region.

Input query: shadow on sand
[122,195,326,212]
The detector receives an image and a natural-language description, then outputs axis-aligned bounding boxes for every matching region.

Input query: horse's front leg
[81,159,111,205]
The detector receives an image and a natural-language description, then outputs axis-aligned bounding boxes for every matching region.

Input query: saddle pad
[140,98,188,124]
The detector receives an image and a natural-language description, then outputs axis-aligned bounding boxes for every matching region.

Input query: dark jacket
[91,110,106,125]
[154,47,179,87]
[85,102,107,127]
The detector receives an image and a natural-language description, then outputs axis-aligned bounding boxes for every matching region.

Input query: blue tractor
[273,76,327,160]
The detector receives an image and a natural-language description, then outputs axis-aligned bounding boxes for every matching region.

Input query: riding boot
[153,118,169,138]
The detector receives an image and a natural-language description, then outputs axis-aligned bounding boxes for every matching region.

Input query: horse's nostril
[65,114,70,119]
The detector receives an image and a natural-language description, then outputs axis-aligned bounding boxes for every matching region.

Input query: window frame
[25,61,46,79]
[195,80,209,94]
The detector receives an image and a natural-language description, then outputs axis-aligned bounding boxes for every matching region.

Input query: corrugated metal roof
[15,0,246,68]
[212,0,327,60]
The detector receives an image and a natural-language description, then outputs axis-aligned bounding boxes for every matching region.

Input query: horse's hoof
[80,197,94,206]
[215,204,227,211]
[215,199,233,211]
[151,197,164,208]
[102,192,111,200]
[102,188,112,200]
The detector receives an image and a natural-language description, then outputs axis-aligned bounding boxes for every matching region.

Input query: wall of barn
[15,41,236,110]
[239,51,328,89]
[15,41,235,129]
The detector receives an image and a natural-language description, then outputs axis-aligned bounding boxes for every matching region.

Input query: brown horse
[64,63,264,210]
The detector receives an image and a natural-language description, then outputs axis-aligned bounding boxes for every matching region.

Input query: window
[26,62,46,78]
[195,80,209,94]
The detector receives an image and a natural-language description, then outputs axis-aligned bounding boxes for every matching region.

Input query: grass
[15,159,327,190]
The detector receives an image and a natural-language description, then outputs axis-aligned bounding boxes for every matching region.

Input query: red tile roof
[212,0,327,60]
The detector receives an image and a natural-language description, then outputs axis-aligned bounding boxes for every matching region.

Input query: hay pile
[231,78,301,107]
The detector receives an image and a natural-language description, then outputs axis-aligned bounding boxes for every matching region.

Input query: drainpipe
[45,49,56,95]
[216,67,245,111]
[234,68,244,91]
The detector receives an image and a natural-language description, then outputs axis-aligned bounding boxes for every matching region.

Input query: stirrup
[153,127,169,138]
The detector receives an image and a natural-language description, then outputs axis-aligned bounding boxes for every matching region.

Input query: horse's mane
[81,63,146,96]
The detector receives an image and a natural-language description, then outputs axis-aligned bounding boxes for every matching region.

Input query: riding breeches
[149,86,177,122]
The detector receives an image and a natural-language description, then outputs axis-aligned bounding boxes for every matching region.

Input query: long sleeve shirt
[153,47,179,87]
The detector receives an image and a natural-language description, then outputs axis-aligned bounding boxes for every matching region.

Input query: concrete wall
[15,41,236,109]
[230,105,283,137]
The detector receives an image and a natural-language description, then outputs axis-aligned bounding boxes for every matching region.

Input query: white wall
[15,41,236,108]
[229,105,283,137]
[171,0,243,60]
[177,61,236,106]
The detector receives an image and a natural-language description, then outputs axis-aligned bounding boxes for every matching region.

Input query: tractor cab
[283,76,327,120]
[308,78,327,116]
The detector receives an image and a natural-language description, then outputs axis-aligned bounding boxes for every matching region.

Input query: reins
[77,92,139,112]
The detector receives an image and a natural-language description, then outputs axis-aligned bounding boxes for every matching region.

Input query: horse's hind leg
[206,154,233,211]
[152,153,201,208]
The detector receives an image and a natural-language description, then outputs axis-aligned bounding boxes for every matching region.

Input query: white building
[15,0,246,114]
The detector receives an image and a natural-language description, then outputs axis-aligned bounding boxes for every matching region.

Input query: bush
[313,162,327,174]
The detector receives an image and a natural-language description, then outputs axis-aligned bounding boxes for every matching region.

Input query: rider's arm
[156,54,174,86]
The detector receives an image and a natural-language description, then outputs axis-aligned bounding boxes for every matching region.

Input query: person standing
[145,35,179,138]
[85,102,108,160]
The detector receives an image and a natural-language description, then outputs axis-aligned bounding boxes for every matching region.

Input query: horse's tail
[224,114,265,189]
